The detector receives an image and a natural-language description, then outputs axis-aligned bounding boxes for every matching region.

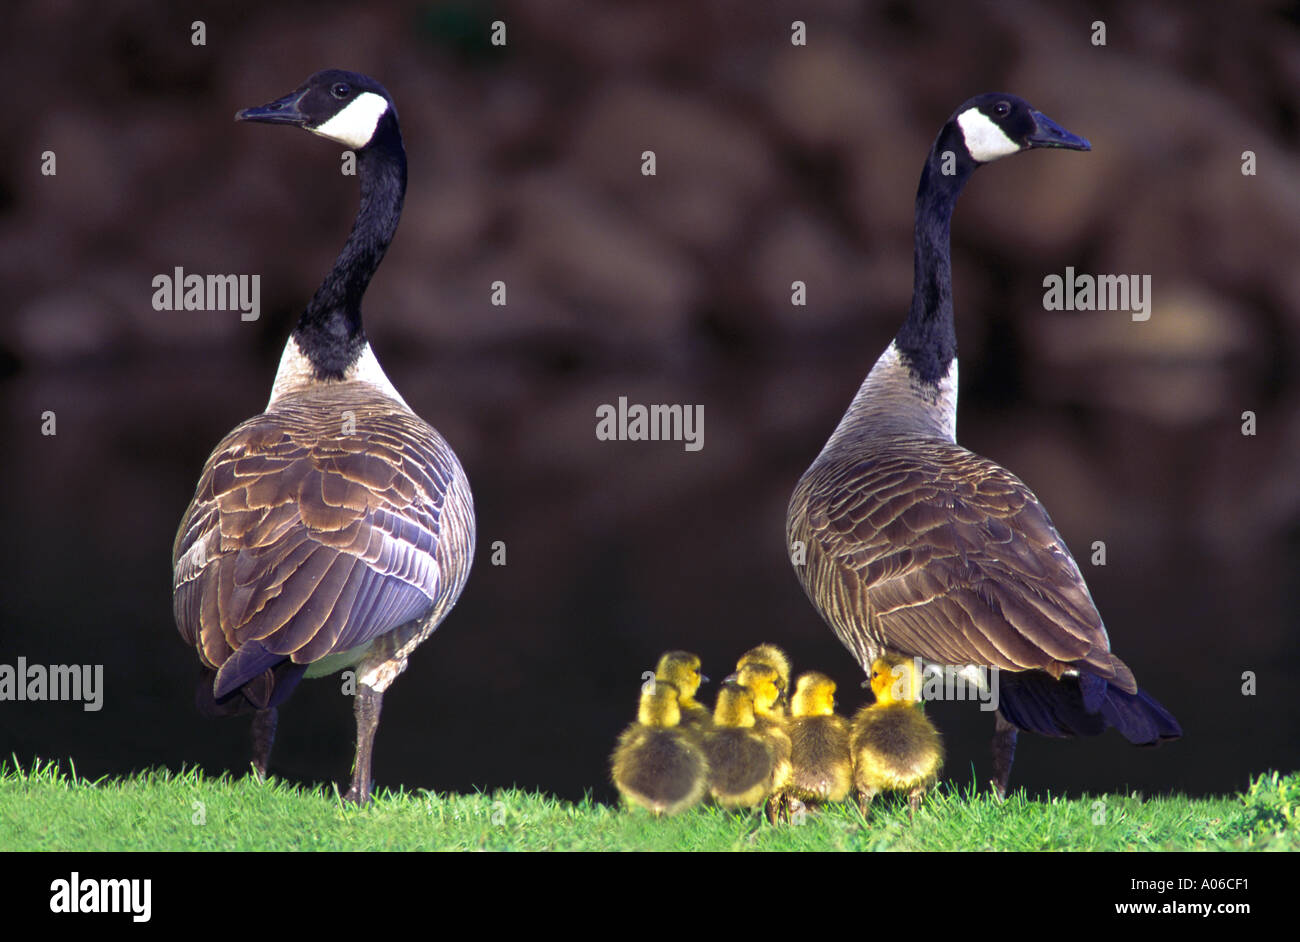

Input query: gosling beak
[236,87,310,126]
[1025,110,1090,151]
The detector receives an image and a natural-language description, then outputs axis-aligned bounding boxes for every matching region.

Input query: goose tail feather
[997,671,1181,743]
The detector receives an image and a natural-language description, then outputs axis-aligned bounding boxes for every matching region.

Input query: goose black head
[236,69,396,150]
[948,93,1090,165]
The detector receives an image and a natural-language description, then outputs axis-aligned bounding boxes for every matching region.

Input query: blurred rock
[14,290,121,362]
[1026,285,1259,426]
[751,207,869,328]
[509,169,698,344]
[571,83,776,252]
[765,39,896,154]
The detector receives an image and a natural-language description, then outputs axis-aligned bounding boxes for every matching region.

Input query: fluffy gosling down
[655,650,710,736]
[851,654,944,813]
[703,682,779,809]
[736,643,792,700]
[732,662,793,790]
[786,672,853,806]
[612,680,710,815]
[733,661,795,821]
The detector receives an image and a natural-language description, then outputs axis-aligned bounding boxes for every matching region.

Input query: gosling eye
[331,82,353,99]
[993,100,1011,117]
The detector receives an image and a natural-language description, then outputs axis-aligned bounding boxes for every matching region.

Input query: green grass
[1,758,1295,851]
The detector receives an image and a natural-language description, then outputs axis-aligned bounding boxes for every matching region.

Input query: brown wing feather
[789,436,1135,692]
[172,385,474,700]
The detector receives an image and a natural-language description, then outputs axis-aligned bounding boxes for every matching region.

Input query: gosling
[654,650,710,737]
[733,662,793,763]
[702,681,778,810]
[850,654,944,814]
[736,644,792,701]
[785,671,852,809]
[733,661,794,821]
[611,680,709,815]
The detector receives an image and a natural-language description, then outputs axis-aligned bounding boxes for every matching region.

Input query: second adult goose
[786,94,1181,797]
[172,70,475,803]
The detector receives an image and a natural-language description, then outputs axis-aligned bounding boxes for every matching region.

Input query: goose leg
[251,707,277,780]
[344,684,383,804]
[343,619,431,804]
[991,710,1018,799]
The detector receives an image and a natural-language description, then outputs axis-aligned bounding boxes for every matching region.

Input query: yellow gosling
[702,682,777,809]
[611,680,709,815]
[655,650,710,737]
[736,644,792,700]
[786,672,852,806]
[733,663,794,821]
[850,654,944,813]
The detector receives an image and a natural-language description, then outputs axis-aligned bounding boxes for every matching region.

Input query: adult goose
[786,94,1180,796]
[172,70,475,803]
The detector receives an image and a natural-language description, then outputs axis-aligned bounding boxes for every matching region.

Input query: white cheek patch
[310,91,389,148]
[956,108,1021,163]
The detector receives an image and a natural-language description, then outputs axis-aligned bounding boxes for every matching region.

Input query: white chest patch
[267,336,410,410]
[927,349,960,442]
[824,341,959,449]
[310,91,389,149]
[956,108,1021,163]
[871,341,959,442]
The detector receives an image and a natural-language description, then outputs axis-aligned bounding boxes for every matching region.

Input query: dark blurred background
[2,0,1298,804]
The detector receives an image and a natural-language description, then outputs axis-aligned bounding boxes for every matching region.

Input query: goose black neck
[893,126,976,386]
[294,115,407,379]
